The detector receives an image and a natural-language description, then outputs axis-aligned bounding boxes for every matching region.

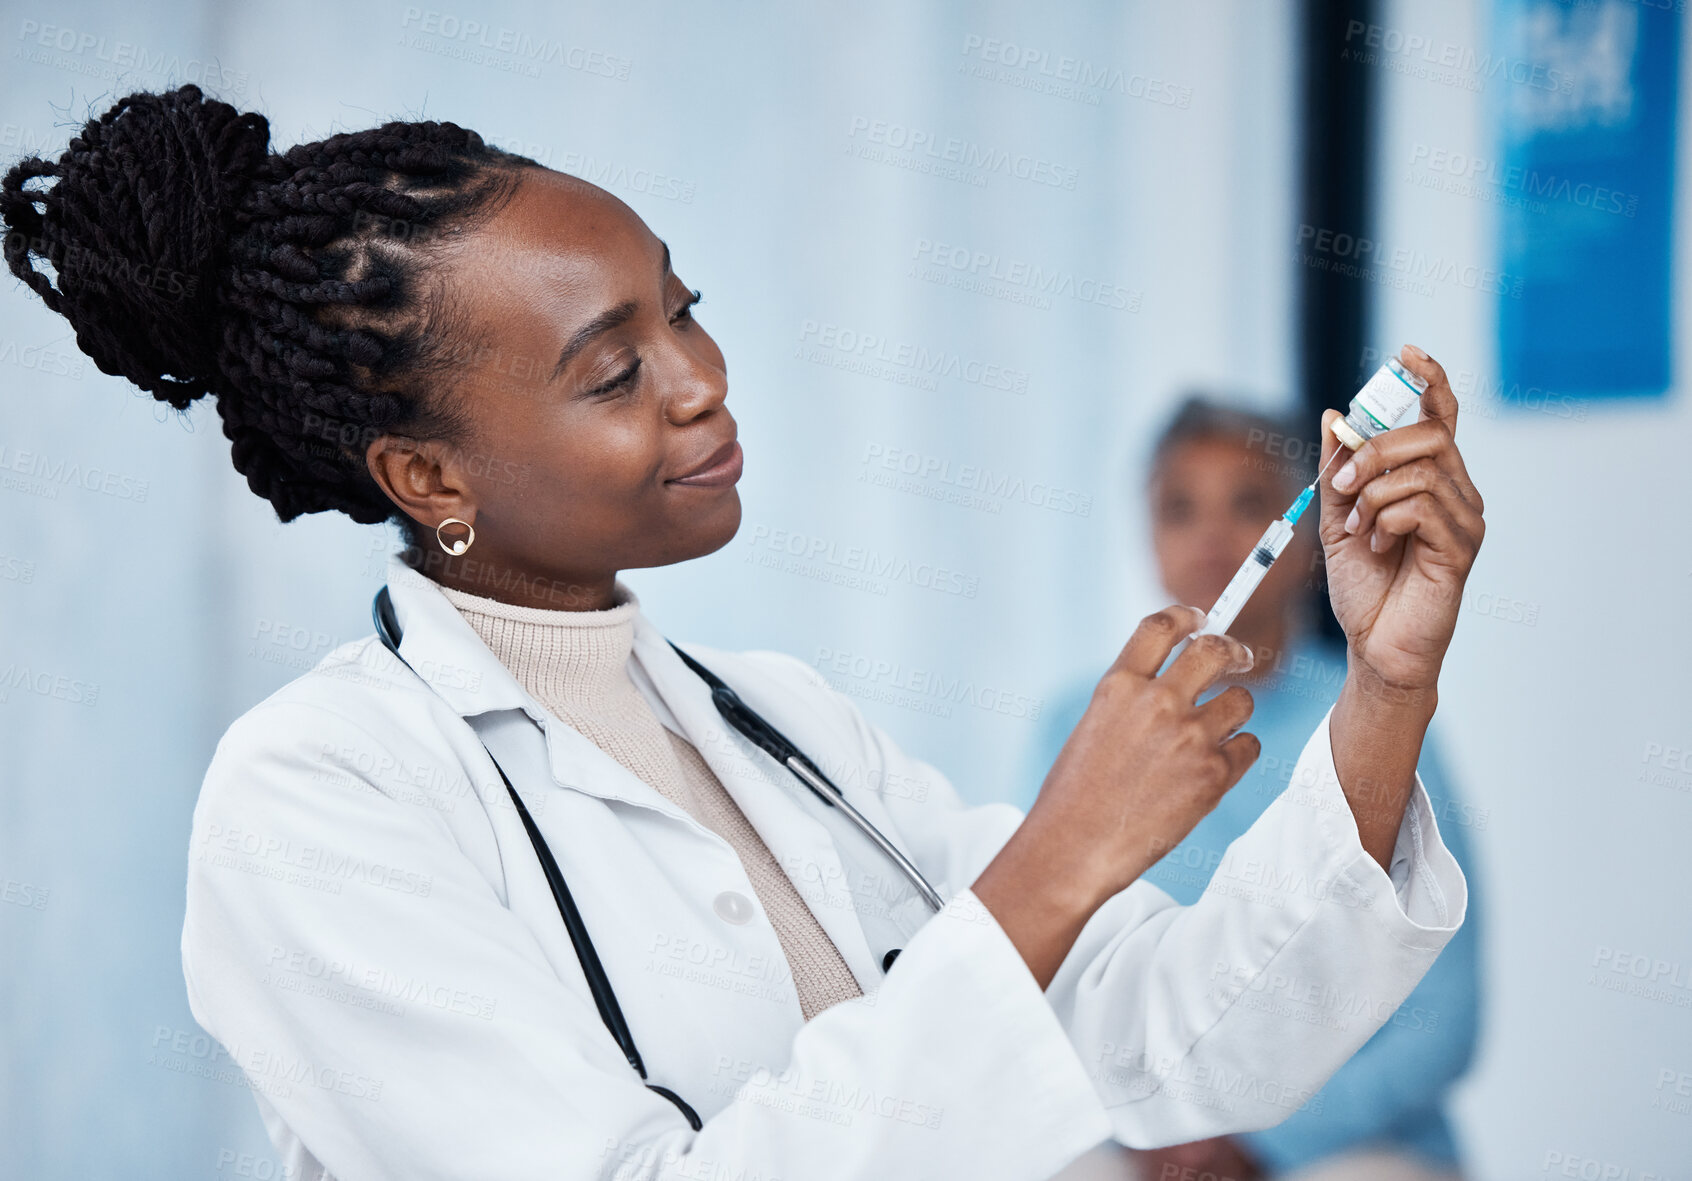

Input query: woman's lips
[670,438,743,487]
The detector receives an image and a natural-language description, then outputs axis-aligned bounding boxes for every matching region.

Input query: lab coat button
[713,890,756,925]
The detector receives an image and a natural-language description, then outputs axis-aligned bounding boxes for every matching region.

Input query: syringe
[1194,480,1321,638]
[1193,354,1425,640]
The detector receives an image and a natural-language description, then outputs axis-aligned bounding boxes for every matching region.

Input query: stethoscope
[372,585,943,1130]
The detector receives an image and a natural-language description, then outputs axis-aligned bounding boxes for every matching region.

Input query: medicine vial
[1330,357,1431,450]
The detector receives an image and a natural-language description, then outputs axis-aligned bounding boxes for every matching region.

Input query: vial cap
[1329,416,1367,451]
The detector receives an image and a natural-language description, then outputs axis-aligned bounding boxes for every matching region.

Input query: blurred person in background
[1027,398,1483,1181]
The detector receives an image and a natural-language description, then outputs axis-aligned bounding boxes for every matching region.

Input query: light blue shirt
[1016,631,1481,1174]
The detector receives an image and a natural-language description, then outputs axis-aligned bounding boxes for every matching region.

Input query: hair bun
[1,83,272,407]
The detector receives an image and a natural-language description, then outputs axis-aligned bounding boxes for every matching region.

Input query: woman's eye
[670,288,704,325]
[587,360,641,397]
[1158,499,1192,525]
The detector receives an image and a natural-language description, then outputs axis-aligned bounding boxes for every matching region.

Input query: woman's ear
[365,434,475,531]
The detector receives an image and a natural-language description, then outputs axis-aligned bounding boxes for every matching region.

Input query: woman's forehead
[459,169,659,284]
[1155,437,1289,493]
[443,170,665,317]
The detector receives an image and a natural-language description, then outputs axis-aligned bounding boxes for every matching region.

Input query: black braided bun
[2,83,537,527]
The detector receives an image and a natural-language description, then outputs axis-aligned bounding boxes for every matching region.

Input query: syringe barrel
[1197,519,1293,638]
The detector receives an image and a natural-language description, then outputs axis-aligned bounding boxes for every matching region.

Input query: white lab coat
[180,552,1467,1181]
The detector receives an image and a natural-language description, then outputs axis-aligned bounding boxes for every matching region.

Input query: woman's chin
[684,493,744,560]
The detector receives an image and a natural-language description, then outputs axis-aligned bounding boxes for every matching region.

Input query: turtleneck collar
[434,578,644,712]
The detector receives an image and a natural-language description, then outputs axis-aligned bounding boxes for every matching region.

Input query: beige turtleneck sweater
[436,579,864,1022]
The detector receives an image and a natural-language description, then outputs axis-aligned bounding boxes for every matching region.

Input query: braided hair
[1,83,539,544]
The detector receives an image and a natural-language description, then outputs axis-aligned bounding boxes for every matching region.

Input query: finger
[1369,491,1481,565]
[1218,730,1262,790]
[1114,605,1209,679]
[1198,684,1255,739]
[1399,343,1459,440]
[1330,420,1481,514]
[1163,632,1254,703]
[1344,457,1485,541]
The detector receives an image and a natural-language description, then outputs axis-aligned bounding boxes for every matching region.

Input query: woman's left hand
[1318,345,1486,693]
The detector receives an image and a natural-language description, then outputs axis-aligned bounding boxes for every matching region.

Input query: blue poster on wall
[1495,0,1680,401]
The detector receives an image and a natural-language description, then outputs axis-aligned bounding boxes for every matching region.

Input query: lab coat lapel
[382,553,704,831]
[384,553,884,989]
[630,617,885,992]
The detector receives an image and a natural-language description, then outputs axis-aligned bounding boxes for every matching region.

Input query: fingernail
[1403,343,1430,361]
[1334,460,1358,492]
[1240,646,1255,672]
[1369,530,1382,553]
[1344,505,1360,534]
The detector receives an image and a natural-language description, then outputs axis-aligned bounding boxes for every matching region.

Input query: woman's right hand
[972,606,1260,989]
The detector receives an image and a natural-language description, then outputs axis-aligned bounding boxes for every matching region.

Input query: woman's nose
[664,346,728,423]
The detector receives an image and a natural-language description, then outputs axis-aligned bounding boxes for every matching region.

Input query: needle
[1313,445,1349,487]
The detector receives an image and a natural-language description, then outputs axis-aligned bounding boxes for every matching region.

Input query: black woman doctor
[1,84,1483,1181]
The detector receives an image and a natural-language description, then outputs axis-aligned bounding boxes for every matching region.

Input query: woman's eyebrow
[549,240,675,382]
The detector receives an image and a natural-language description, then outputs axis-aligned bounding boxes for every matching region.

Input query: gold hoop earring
[435,517,475,556]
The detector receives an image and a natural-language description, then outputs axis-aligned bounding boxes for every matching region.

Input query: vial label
[1352,359,1426,434]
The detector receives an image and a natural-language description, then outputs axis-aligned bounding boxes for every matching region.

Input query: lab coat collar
[380,551,886,989]
[382,550,553,722]
[381,551,691,820]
